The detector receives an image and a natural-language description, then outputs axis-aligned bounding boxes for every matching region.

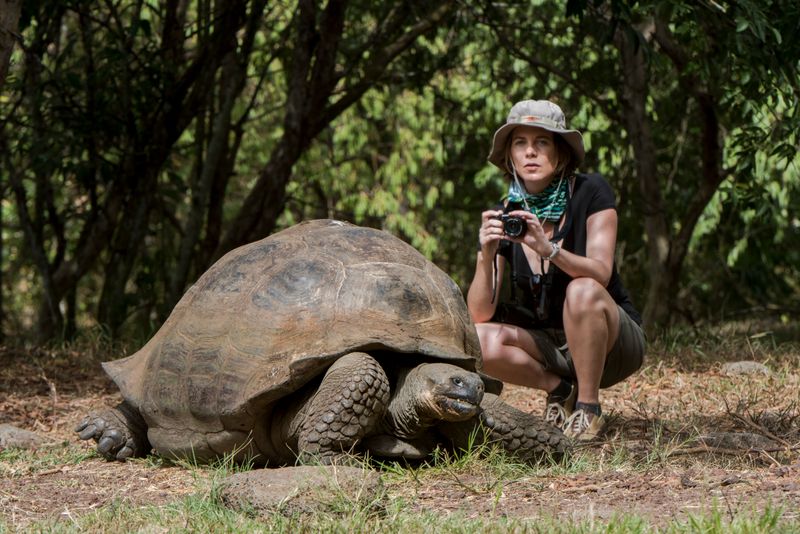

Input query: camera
[499,201,527,238]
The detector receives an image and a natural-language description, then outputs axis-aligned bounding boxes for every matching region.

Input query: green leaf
[736,18,749,32]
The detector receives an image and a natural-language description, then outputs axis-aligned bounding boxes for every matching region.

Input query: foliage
[464,0,800,328]
[0,0,798,343]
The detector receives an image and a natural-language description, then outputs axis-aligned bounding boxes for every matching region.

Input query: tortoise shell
[103,220,485,456]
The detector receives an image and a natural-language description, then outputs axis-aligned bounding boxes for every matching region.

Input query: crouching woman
[467,99,646,441]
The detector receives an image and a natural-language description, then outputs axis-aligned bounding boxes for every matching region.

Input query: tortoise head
[406,363,485,422]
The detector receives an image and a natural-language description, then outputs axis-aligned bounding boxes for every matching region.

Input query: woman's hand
[506,210,554,257]
[468,209,507,323]
[499,208,617,286]
[478,209,505,256]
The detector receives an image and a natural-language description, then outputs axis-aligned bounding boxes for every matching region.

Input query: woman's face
[508,126,559,193]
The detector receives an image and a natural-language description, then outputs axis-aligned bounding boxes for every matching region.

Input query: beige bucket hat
[487,100,585,171]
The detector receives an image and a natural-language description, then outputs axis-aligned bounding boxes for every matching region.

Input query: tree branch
[214,1,456,258]
[653,18,724,271]
[472,1,620,124]
[322,1,455,124]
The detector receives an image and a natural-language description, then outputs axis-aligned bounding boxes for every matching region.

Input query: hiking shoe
[563,408,606,441]
[544,383,577,429]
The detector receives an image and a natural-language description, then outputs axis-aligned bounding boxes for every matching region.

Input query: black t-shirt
[495,173,642,328]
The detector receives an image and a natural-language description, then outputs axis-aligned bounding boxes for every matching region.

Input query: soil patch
[398,461,800,524]
[1,458,198,527]
[1,345,799,529]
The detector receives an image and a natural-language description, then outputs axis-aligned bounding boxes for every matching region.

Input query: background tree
[0,0,20,88]
[0,0,22,343]
[468,0,800,330]
[1,0,798,345]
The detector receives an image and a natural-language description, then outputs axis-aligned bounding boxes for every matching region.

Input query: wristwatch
[546,241,561,260]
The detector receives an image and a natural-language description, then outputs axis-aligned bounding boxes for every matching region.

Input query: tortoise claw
[116,444,135,460]
[76,413,111,440]
[77,424,99,441]
[75,403,151,462]
[95,428,128,458]
[97,435,117,454]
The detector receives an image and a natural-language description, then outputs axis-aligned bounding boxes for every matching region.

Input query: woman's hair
[503,132,578,179]
[552,134,578,177]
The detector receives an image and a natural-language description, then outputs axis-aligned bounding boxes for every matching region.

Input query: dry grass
[1,320,799,531]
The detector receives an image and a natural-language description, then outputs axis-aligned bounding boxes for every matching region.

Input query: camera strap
[533,257,554,320]
[510,243,519,302]
[491,250,499,304]
[490,172,574,308]
[490,240,516,304]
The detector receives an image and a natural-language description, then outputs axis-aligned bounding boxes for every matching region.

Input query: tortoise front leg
[440,393,571,463]
[75,401,151,461]
[293,352,390,464]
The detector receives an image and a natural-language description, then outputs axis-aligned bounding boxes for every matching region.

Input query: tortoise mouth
[435,392,482,420]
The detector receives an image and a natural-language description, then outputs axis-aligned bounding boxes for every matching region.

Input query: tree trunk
[0,166,5,342]
[0,0,21,90]
[197,126,240,271]
[96,173,157,335]
[164,53,243,315]
[213,0,455,260]
[8,162,64,339]
[45,2,247,336]
[616,27,673,332]
[163,0,266,316]
[64,286,77,341]
[652,21,726,319]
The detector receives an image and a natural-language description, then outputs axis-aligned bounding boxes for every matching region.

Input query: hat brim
[487,122,585,171]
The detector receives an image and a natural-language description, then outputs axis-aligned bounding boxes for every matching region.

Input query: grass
[6,484,797,533]
[3,440,800,533]
[0,443,94,478]
[2,321,799,532]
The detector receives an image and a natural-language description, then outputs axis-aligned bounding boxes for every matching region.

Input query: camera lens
[503,216,526,238]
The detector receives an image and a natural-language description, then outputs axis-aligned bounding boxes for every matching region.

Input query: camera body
[499,201,527,238]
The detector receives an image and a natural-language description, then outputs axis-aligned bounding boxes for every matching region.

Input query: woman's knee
[563,278,613,317]
[475,323,505,358]
[475,322,541,362]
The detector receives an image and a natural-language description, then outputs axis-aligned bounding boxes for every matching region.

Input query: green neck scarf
[506,175,570,223]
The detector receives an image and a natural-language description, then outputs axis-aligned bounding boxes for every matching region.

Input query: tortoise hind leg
[293,352,390,464]
[440,393,571,463]
[75,401,151,461]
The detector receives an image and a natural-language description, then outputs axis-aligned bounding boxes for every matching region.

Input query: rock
[220,465,383,516]
[0,424,49,450]
[696,432,780,451]
[721,361,771,376]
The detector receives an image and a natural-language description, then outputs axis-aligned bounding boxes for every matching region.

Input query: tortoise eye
[452,377,464,388]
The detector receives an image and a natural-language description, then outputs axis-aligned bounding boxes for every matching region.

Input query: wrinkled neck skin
[382,367,438,440]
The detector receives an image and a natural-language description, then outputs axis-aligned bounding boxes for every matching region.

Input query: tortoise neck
[383,367,437,439]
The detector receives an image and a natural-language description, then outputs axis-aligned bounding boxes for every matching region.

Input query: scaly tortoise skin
[77,220,569,465]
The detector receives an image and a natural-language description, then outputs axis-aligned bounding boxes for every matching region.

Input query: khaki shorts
[529,305,645,388]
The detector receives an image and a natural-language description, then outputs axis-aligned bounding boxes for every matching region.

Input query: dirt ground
[1,341,799,529]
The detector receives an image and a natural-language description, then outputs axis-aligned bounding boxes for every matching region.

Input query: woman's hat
[487,100,585,171]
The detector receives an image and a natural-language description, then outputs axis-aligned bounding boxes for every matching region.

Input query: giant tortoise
[77,220,568,465]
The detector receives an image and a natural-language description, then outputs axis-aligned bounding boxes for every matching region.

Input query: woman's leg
[475,322,561,392]
[562,278,621,405]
